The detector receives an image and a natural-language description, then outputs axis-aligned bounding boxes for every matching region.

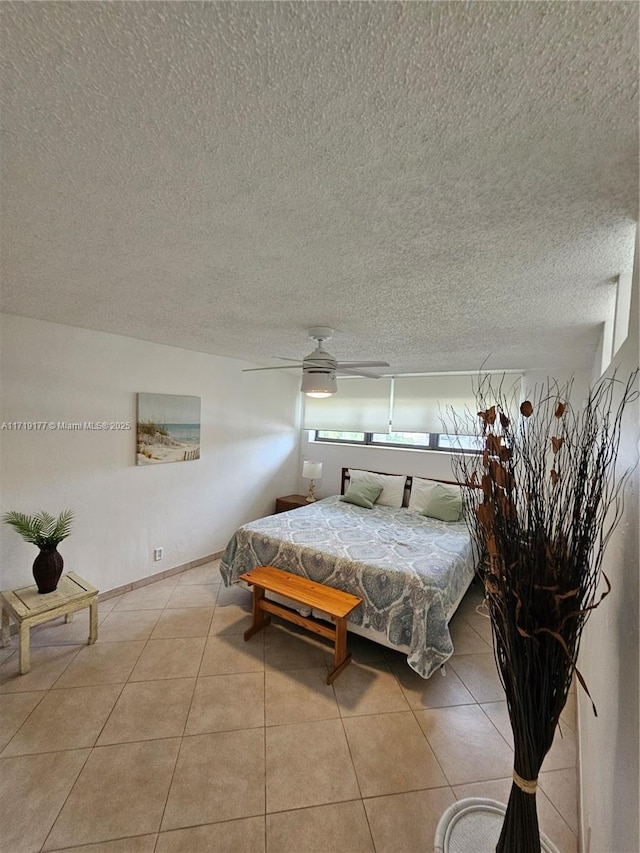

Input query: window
[313,430,479,452]
[370,431,431,449]
[315,430,366,444]
[436,433,483,452]
[306,373,520,453]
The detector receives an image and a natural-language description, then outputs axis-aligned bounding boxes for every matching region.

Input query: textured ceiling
[1,1,638,374]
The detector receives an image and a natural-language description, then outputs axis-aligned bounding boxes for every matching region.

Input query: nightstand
[275,494,310,513]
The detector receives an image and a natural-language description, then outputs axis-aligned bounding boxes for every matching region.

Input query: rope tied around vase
[513,770,538,795]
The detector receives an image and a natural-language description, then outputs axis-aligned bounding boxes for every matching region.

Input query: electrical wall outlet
[153,547,163,561]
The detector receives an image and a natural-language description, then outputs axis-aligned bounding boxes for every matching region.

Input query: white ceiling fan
[242,327,389,397]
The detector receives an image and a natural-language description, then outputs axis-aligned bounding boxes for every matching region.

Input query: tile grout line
[263,658,267,852]
[38,745,94,853]
[476,701,516,751]
[398,671,459,793]
[0,686,51,756]
[36,584,177,849]
[2,571,577,852]
[142,575,201,844]
[334,690,377,851]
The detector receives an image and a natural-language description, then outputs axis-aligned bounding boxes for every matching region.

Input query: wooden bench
[239,566,362,684]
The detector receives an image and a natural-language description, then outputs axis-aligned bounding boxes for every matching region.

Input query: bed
[219,468,478,678]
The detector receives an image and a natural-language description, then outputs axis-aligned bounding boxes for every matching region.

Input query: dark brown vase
[32,548,64,594]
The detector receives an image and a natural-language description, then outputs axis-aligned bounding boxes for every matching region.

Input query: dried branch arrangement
[451,369,638,853]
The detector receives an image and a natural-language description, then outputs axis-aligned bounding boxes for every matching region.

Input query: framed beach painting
[136,393,201,465]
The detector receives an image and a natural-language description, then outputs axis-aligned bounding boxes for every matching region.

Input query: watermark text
[1,421,132,431]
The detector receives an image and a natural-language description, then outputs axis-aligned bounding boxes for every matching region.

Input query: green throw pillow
[422,483,463,522]
[340,481,383,509]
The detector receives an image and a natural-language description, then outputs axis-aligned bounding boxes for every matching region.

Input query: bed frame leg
[327,617,352,684]
[244,585,271,640]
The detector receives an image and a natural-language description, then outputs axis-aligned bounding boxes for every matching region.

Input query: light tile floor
[0,561,578,852]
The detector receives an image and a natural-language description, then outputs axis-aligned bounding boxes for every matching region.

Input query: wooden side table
[275,494,310,513]
[0,572,98,674]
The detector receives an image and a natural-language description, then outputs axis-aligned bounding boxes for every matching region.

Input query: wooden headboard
[340,467,462,507]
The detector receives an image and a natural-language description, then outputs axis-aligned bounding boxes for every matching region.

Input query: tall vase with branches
[450,370,638,853]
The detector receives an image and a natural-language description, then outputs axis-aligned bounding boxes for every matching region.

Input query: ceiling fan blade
[242,364,303,372]
[301,360,338,369]
[335,361,390,368]
[274,357,305,363]
[337,367,385,378]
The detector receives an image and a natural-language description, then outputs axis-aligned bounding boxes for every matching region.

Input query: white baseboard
[98,551,224,601]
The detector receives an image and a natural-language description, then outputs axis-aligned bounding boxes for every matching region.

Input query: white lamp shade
[301,371,337,397]
[302,461,323,480]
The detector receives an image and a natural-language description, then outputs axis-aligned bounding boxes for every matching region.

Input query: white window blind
[392,374,522,434]
[302,377,392,432]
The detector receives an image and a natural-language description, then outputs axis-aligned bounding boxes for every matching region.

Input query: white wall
[521,369,591,406]
[0,315,301,594]
[298,437,458,499]
[578,231,639,853]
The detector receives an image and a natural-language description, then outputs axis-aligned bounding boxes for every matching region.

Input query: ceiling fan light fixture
[242,327,388,391]
[301,370,337,397]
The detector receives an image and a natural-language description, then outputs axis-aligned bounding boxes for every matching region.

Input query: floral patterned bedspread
[219,495,476,678]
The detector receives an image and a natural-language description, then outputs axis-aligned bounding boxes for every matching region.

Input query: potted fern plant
[2,509,74,593]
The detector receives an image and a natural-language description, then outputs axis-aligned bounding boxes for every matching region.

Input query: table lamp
[302,461,323,502]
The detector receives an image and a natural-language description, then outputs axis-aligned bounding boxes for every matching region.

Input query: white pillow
[409,477,462,515]
[408,477,439,512]
[348,469,406,508]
